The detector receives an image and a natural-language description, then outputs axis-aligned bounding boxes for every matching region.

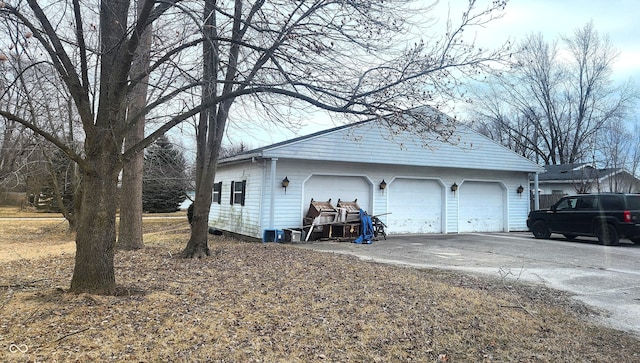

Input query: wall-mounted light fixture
[379,180,387,190]
[517,185,524,195]
[282,176,290,193]
[451,182,458,193]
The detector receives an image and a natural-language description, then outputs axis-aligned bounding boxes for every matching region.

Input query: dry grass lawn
[1,209,639,362]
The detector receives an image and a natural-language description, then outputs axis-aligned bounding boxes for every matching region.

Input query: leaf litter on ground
[0,218,639,362]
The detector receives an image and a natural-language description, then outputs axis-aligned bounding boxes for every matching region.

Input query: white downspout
[269,158,278,229]
[534,173,540,210]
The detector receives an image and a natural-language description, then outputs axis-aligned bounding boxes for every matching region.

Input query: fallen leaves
[0,220,639,362]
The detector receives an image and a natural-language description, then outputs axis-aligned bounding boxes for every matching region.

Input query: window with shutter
[212,182,222,204]
[231,180,246,205]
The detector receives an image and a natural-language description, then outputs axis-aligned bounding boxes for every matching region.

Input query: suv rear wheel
[532,220,551,239]
[595,223,619,246]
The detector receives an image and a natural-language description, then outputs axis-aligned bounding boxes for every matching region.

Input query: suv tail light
[623,210,632,223]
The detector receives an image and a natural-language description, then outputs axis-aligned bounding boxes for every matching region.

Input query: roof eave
[218,152,264,165]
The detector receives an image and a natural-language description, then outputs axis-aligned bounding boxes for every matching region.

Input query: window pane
[212,182,221,204]
[233,181,244,204]
[627,196,640,210]
[600,196,623,210]
[577,197,595,209]
[556,198,576,210]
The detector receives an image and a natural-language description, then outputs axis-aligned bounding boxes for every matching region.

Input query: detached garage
[209,111,543,240]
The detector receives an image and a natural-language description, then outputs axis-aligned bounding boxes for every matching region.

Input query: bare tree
[0,23,82,222]
[629,120,640,178]
[596,118,640,192]
[598,120,630,169]
[0,31,44,191]
[0,121,34,190]
[470,22,638,165]
[1,0,511,292]
[182,0,513,258]
[1,0,188,294]
[118,0,154,251]
[219,142,250,159]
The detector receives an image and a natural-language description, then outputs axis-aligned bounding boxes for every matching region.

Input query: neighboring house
[209,111,544,240]
[532,163,640,196]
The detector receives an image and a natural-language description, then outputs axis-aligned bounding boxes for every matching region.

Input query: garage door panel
[388,179,443,234]
[303,175,371,215]
[459,182,504,232]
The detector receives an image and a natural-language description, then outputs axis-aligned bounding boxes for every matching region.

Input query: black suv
[527,194,640,245]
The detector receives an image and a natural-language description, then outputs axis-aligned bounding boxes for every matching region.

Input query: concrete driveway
[296,232,640,337]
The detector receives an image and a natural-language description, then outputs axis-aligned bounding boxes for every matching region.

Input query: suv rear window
[599,195,624,210]
[627,196,640,210]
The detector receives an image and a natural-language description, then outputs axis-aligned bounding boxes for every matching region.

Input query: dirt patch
[1,219,639,362]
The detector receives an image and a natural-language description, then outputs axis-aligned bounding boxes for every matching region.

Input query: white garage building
[209,115,543,240]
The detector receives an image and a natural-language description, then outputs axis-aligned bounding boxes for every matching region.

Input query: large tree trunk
[70,144,120,295]
[117,0,152,251]
[117,135,144,250]
[69,0,131,294]
[181,0,218,259]
[117,91,146,250]
[181,182,214,258]
[182,0,241,258]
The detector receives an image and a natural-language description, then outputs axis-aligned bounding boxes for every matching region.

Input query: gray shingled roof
[224,119,370,159]
[536,163,622,181]
[218,106,452,163]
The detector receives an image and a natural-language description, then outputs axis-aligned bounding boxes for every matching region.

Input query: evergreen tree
[142,136,187,213]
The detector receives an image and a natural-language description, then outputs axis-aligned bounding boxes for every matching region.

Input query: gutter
[268,158,277,229]
[217,152,263,166]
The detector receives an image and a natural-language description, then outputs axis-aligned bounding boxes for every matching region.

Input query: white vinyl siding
[208,163,263,238]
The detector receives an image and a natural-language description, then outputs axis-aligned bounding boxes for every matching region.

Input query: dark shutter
[217,182,222,204]
[230,181,234,205]
[241,180,247,206]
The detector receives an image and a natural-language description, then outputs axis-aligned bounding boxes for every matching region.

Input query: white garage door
[459,181,505,232]
[303,175,371,215]
[387,178,443,233]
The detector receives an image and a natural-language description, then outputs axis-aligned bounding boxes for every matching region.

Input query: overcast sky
[463,0,640,81]
[217,0,640,151]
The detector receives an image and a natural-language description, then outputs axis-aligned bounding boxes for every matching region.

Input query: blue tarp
[354,209,374,244]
